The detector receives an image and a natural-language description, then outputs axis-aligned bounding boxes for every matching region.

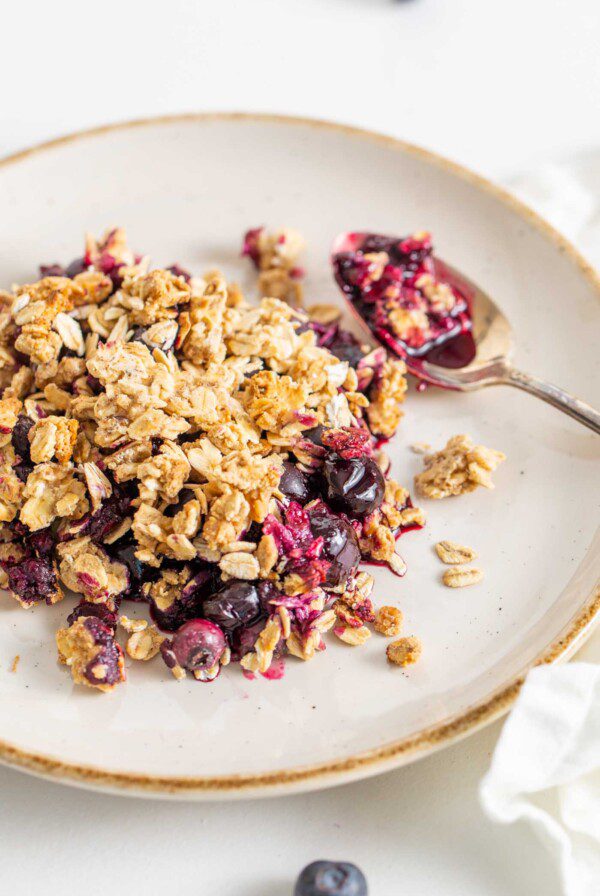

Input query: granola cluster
[0,227,427,692]
[414,434,505,499]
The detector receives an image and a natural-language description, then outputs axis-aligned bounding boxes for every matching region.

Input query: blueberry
[109,539,149,601]
[305,425,326,447]
[39,264,65,277]
[65,257,88,278]
[294,860,368,896]
[166,618,226,673]
[81,617,124,687]
[6,557,57,606]
[323,455,384,518]
[149,567,214,632]
[279,460,315,504]
[202,581,262,634]
[308,508,360,588]
[67,599,120,630]
[328,341,365,369]
[11,414,34,461]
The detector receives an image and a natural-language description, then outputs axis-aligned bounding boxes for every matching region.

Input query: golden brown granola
[415,434,505,499]
[374,606,403,637]
[442,566,484,588]
[0,225,435,693]
[386,636,422,667]
[435,540,477,564]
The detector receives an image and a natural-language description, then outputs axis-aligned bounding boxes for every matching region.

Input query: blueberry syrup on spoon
[332,231,476,377]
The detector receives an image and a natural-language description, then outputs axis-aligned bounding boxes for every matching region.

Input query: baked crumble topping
[0,226,505,691]
[414,434,505,499]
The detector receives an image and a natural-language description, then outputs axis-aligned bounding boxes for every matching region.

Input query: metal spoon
[335,247,600,435]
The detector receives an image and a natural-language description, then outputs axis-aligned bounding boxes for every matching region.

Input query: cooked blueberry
[167,263,191,282]
[65,256,88,278]
[323,455,384,518]
[129,326,149,344]
[81,617,124,687]
[149,568,215,632]
[202,581,261,634]
[327,333,365,368]
[305,425,326,447]
[294,860,368,896]
[109,540,148,601]
[279,460,314,503]
[167,618,226,672]
[11,414,34,460]
[163,488,196,518]
[67,600,119,629]
[61,480,133,543]
[308,509,360,588]
[6,557,57,606]
[39,264,65,277]
[14,462,33,483]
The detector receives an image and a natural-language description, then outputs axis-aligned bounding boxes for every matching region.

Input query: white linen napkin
[480,155,600,896]
[480,664,600,896]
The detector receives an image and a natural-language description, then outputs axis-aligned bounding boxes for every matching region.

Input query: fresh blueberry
[202,581,262,634]
[294,860,368,896]
[323,455,384,518]
[308,508,360,588]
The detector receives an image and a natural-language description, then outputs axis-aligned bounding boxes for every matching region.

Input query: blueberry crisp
[0,226,501,692]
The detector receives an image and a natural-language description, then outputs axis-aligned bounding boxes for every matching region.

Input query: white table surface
[1,1,598,893]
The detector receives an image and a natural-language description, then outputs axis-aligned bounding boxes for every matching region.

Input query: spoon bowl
[333,233,600,434]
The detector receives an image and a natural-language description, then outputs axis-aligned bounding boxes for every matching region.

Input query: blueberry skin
[202,581,262,634]
[279,460,315,504]
[323,455,385,518]
[294,860,368,896]
[308,508,361,588]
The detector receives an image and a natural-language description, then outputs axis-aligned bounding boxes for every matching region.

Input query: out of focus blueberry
[294,860,368,896]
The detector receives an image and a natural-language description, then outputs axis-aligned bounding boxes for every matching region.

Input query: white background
[1,1,599,894]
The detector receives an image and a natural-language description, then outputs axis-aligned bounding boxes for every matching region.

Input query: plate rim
[0,111,598,798]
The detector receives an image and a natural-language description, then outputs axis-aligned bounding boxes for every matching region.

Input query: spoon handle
[505,367,600,434]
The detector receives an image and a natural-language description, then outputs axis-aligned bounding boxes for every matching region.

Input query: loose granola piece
[442,566,484,588]
[386,636,422,667]
[374,606,403,637]
[56,616,126,692]
[125,623,164,661]
[435,540,477,565]
[410,442,432,455]
[415,435,506,499]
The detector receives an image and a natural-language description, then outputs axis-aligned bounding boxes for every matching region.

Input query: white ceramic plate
[0,114,598,799]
